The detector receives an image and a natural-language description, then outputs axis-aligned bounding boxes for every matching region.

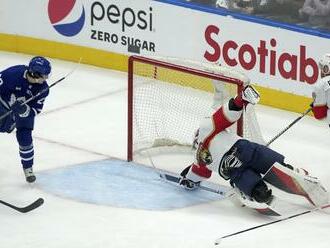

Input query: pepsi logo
[48,0,85,37]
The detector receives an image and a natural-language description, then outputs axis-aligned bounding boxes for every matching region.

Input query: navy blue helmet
[28,56,51,78]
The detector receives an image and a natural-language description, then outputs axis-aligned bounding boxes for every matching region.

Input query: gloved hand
[179,177,200,190]
[310,92,316,107]
[11,100,30,117]
[242,85,260,105]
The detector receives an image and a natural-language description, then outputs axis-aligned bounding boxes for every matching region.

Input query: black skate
[24,168,36,183]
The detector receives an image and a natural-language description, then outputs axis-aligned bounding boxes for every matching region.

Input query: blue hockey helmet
[28,56,51,79]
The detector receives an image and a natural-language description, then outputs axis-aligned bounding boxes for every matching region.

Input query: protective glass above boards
[163,0,330,35]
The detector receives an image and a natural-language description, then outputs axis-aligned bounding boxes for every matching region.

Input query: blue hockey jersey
[0,65,49,116]
[0,65,50,169]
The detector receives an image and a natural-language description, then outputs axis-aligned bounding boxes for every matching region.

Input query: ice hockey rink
[0,51,329,248]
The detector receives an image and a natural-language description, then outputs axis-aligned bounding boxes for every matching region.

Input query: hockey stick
[147,154,232,197]
[266,107,312,146]
[0,197,44,213]
[0,58,82,122]
[258,107,313,180]
[160,173,232,196]
[214,203,330,245]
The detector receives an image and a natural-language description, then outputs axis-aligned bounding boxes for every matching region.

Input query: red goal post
[127,55,264,161]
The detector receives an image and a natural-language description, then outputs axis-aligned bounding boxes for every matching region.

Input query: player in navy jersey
[0,56,51,183]
[180,85,328,214]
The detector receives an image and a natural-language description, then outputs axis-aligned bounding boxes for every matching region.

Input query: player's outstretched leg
[232,179,287,216]
[264,162,329,206]
[230,168,285,215]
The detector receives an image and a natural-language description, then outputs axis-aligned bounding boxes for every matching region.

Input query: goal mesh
[127,56,265,161]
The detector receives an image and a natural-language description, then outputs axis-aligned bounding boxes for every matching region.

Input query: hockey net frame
[127,55,264,161]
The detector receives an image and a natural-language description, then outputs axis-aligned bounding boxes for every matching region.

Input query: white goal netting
[128,56,265,160]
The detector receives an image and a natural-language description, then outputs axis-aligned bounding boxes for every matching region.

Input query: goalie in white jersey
[180,85,328,215]
[311,53,330,126]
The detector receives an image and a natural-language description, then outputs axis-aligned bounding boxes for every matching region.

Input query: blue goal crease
[36,159,225,210]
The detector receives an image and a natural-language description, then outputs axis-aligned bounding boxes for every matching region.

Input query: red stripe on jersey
[202,107,233,149]
[312,105,327,119]
[191,163,212,179]
[233,94,244,108]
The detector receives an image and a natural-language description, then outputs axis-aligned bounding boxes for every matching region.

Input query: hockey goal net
[127,55,265,161]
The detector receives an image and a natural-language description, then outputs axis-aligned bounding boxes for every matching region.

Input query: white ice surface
[0,51,329,248]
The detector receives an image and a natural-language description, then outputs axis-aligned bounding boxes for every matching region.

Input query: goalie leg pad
[233,187,281,216]
[264,162,329,206]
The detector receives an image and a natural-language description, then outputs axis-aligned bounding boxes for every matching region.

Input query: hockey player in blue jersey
[0,56,51,183]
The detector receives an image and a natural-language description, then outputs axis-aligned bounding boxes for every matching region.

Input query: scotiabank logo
[48,0,85,37]
[204,25,318,84]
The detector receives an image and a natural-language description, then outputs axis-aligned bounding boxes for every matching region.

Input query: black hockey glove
[11,100,30,117]
[179,177,200,190]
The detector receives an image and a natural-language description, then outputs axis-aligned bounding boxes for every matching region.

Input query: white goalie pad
[232,186,325,216]
[232,188,294,216]
[264,163,329,207]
